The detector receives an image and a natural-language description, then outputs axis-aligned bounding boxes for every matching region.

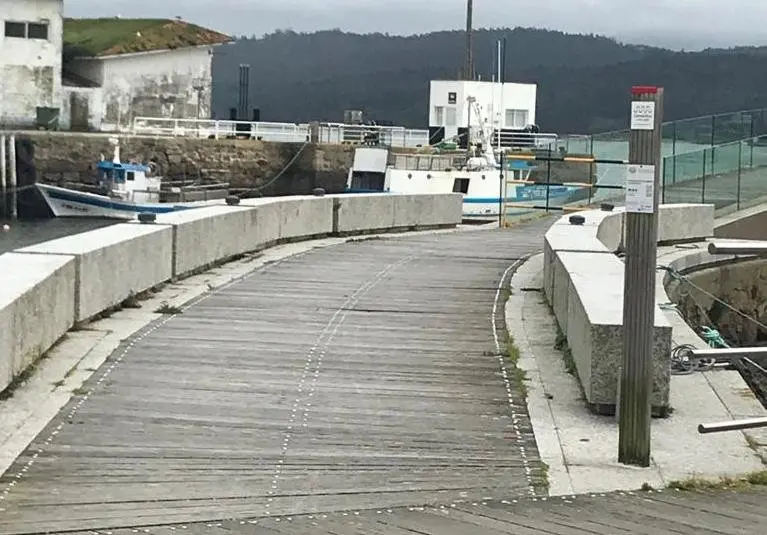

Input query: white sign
[624,164,655,213]
[630,101,655,130]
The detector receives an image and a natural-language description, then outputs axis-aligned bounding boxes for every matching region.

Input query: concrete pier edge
[509,203,767,495]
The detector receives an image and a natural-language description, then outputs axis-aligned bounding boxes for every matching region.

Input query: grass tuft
[667,470,767,491]
[155,303,183,315]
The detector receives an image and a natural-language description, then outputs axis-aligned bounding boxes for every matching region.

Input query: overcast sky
[63,0,765,50]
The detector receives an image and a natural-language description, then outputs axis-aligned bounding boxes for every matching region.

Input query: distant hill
[210,27,767,134]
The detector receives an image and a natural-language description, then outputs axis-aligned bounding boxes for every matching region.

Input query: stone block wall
[17,133,354,194]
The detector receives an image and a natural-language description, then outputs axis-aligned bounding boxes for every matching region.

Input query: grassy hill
[210,27,767,134]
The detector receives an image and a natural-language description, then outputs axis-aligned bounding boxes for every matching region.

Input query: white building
[62,18,230,131]
[0,0,64,128]
[428,80,537,147]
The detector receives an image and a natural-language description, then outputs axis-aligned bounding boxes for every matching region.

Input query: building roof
[63,18,230,58]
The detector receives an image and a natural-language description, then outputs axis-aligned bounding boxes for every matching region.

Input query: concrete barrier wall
[333,194,397,234]
[559,251,672,409]
[392,193,463,229]
[18,224,174,323]
[153,205,262,278]
[542,203,715,413]
[276,196,335,241]
[714,204,767,240]
[585,203,715,253]
[1,193,462,394]
[0,252,76,392]
[331,193,463,234]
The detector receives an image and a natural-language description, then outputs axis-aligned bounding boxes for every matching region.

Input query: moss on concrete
[64,18,230,57]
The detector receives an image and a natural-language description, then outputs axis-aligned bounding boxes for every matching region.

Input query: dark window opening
[350,172,385,191]
[453,178,470,194]
[448,92,457,104]
[27,22,48,40]
[126,171,135,181]
[4,22,26,38]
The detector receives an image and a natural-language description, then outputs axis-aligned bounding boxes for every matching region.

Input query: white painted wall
[67,45,216,132]
[0,0,63,127]
[428,80,537,139]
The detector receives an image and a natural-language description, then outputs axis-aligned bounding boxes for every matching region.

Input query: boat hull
[346,167,581,217]
[36,184,198,220]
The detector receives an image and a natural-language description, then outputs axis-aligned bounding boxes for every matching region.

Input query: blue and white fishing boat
[345,69,581,217]
[346,145,577,218]
[36,140,221,220]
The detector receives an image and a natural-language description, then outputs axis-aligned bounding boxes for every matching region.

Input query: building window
[433,106,444,126]
[4,22,26,38]
[448,92,457,104]
[27,22,49,40]
[505,109,529,129]
[4,20,49,40]
[445,107,457,127]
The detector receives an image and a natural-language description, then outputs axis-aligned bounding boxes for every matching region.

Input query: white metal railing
[131,117,311,143]
[491,131,558,149]
[317,123,429,148]
[130,117,430,148]
[128,117,559,151]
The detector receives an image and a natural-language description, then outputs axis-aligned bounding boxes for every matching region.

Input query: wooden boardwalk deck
[0,222,551,534]
[61,487,767,534]
[2,218,766,534]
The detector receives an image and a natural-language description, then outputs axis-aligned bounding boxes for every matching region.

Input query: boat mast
[496,38,503,152]
[464,0,473,157]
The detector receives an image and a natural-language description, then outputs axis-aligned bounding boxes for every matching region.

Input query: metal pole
[698,418,767,434]
[671,122,677,183]
[690,346,767,359]
[701,148,707,204]
[9,135,17,220]
[496,39,503,151]
[619,86,664,467]
[545,145,552,212]
[708,241,767,255]
[737,140,743,211]
[464,0,473,80]
[750,115,755,167]
[501,36,507,82]
[1,135,6,217]
[498,151,504,227]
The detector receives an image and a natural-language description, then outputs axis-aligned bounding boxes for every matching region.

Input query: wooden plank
[419,506,556,535]
[378,508,517,535]
[590,493,757,535]
[451,502,599,535]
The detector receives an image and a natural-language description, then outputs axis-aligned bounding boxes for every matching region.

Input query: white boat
[345,95,580,218]
[36,139,224,220]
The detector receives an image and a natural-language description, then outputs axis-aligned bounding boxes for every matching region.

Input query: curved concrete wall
[542,203,716,414]
[714,204,767,241]
[0,192,462,394]
[664,253,767,346]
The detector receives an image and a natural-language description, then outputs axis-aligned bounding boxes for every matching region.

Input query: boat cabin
[96,159,162,203]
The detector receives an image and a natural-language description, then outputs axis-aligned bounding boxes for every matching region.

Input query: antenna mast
[464,0,473,80]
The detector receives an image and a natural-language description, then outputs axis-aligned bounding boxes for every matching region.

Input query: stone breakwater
[0,192,462,394]
[15,133,355,195]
